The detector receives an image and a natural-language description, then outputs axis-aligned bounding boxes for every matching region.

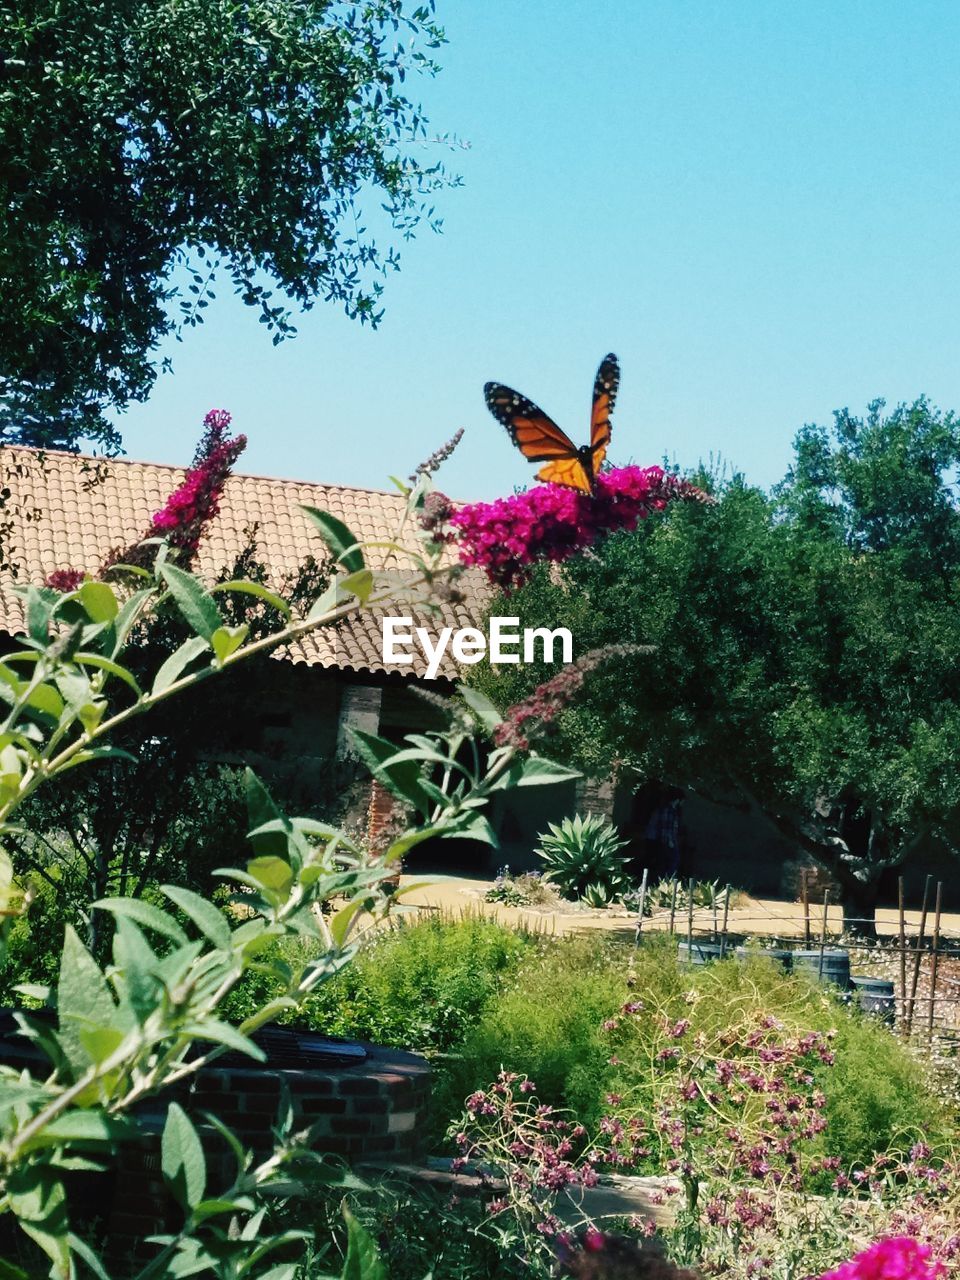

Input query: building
[0,445,581,870]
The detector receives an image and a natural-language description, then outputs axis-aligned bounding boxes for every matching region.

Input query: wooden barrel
[850,975,895,1024]
[793,948,851,989]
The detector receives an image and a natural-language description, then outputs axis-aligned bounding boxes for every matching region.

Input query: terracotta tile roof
[0,446,493,679]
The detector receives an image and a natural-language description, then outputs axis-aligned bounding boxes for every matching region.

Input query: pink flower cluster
[451,465,711,589]
[147,409,246,559]
[820,1238,945,1280]
[453,1070,598,1238]
[45,410,246,588]
[46,567,85,593]
[494,644,640,751]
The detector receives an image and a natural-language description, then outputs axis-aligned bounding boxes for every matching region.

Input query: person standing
[644,788,683,879]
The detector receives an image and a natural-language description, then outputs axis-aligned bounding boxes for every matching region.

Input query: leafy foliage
[0,0,456,448]
[222,914,537,1054]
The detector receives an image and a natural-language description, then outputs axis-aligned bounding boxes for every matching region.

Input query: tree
[472,401,960,934]
[0,0,454,451]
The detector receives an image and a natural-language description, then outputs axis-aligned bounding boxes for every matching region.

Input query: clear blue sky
[117,1,960,501]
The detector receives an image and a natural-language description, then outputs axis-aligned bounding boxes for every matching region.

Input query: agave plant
[535,813,631,903]
[582,880,618,908]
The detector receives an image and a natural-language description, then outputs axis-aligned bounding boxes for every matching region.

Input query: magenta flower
[46,409,247,588]
[141,408,246,562]
[820,1238,945,1280]
[451,464,710,588]
[45,568,85,593]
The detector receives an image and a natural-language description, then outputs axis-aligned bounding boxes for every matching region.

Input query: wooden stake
[711,883,718,941]
[818,888,830,979]
[898,877,907,1036]
[687,877,694,958]
[720,883,731,958]
[802,869,811,947]
[907,874,932,1035]
[633,866,650,948]
[668,877,678,935]
[927,881,943,1042]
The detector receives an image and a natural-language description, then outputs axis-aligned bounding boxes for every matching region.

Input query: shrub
[485,868,559,909]
[441,935,630,1131]
[536,813,630,902]
[823,1014,950,1169]
[304,914,538,1052]
[222,913,538,1054]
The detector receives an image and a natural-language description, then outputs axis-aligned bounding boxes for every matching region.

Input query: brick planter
[190,1039,431,1162]
[103,1040,431,1270]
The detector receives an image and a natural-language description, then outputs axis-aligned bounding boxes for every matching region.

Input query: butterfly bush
[145,408,246,559]
[449,465,710,589]
[46,408,246,587]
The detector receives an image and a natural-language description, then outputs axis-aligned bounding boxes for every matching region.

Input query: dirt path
[395,875,960,942]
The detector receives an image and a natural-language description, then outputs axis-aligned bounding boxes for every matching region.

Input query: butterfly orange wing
[536,457,593,493]
[484,381,594,493]
[590,353,620,472]
[484,356,619,496]
[484,383,579,460]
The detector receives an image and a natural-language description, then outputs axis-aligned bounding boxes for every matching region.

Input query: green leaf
[382,826,443,864]
[19,1109,134,1152]
[181,1019,266,1062]
[338,569,374,604]
[211,580,291,618]
[458,686,504,730]
[244,769,289,859]
[158,562,222,641]
[111,587,155,652]
[246,857,294,893]
[161,885,232,950]
[112,917,160,1022]
[516,756,583,786]
[58,745,138,772]
[151,634,210,695]
[57,925,120,1074]
[66,1235,111,1280]
[329,899,366,948]
[348,729,432,815]
[306,578,342,621]
[79,581,119,623]
[7,1165,70,1277]
[0,1258,29,1279]
[78,1025,125,1065]
[0,1078,52,1110]
[211,624,249,665]
[74,652,143,696]
[443,812,497,844]
[341,1204,387,1280]
[302,507,365,573]
[162,1102,207,1211]
[94,897,188,945]
[25,587,52,645]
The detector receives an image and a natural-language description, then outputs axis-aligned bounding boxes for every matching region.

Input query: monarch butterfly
[484,353,620,495]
